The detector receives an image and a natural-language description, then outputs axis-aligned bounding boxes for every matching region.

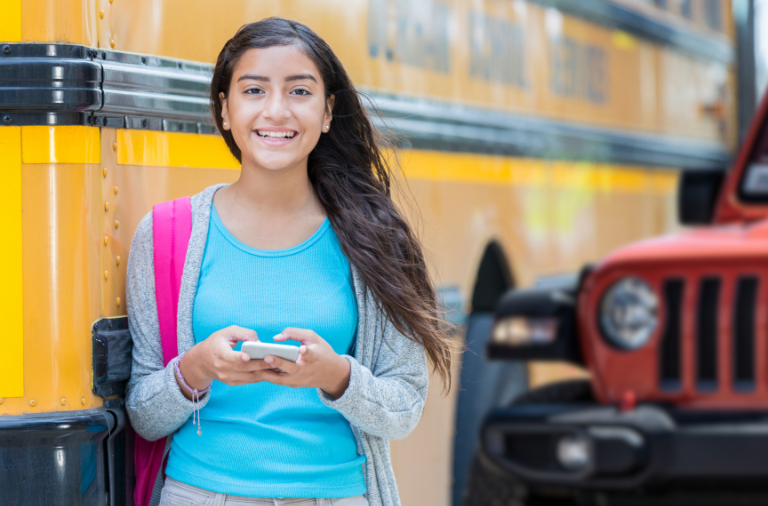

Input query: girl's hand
[255,328,351,400]
[177,325,277,398]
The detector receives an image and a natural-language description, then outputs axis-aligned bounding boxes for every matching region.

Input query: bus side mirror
[678,169,725,225]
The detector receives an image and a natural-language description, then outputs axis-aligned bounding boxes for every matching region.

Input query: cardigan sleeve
[317,313,430,440]
[124,212,211,442]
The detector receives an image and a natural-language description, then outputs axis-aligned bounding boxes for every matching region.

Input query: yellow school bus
[0,1,737,505]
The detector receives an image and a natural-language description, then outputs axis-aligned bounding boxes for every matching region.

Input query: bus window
[681,0,692,19]
[705,0,722,30]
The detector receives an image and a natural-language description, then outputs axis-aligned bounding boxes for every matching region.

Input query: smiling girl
[125,18,453,506]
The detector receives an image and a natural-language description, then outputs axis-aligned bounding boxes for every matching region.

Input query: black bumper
[0,405,131,506]
[481,403,768,491]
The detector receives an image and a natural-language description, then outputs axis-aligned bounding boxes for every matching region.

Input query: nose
[263,91,291,121]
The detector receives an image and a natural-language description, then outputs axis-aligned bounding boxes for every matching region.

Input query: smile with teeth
[257,130,296,139]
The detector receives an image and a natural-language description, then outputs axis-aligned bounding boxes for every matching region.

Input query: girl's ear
[324,94,335,125]
[219,91,230,130]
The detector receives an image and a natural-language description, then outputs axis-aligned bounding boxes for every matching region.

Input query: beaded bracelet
[173,350,212,436]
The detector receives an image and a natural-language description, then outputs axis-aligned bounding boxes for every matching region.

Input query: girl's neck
[227,158,323,219]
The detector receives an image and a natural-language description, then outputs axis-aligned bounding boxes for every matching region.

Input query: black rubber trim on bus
[0,42,732,169]
[92,317,132,398]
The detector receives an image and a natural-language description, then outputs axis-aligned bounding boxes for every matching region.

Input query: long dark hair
[210,18,453,390]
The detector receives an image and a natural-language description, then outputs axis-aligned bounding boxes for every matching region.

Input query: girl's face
[220,45,334,172]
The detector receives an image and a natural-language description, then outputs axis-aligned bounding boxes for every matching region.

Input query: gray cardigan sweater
[125,184,429,506]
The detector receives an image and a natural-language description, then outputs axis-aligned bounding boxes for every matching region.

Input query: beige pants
[160,476,369,506]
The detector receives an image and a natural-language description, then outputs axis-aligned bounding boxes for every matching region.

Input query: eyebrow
[237,73,318,83]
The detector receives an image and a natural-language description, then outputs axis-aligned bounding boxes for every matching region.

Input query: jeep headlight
[599,277,658,350]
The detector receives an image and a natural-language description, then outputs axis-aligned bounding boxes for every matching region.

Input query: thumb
[297,345,312,365]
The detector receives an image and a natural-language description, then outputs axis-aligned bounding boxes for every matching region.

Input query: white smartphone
[241,341,300,362]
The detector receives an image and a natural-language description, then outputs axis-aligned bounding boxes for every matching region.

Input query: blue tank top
[165,203,366,498]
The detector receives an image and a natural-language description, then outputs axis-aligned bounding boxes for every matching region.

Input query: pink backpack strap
[134,196,192,506]
[152,196,192,365]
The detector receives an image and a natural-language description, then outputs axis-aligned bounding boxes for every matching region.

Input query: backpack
[134,196,193,506]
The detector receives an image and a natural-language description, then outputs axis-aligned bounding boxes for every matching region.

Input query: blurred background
[3,1,768,505]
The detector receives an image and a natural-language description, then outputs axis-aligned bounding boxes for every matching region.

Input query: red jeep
[463,84,768,506]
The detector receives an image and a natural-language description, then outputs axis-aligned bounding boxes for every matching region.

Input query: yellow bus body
[0,1,735,504]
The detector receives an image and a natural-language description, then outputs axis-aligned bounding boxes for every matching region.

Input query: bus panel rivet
[60,398,67,406]
[104,236,109,246]
[114,220,119,229]
[29,399,36,407]
[100,10,104,19]
[114,186,119,195]
[2,115,11,124]
[105,201,109,211]
[116,256,121,266]
[103,167,108,177]
[110,38,115,48]
[2,45,10,55]
[112,142,117,151]
[0,398,4,405]
[104,271,109,280]
[116,297,121,307]
[81,397,86,405]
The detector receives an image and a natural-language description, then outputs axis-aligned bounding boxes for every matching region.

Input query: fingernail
[265,356,273,363]
[273,334,283,340]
